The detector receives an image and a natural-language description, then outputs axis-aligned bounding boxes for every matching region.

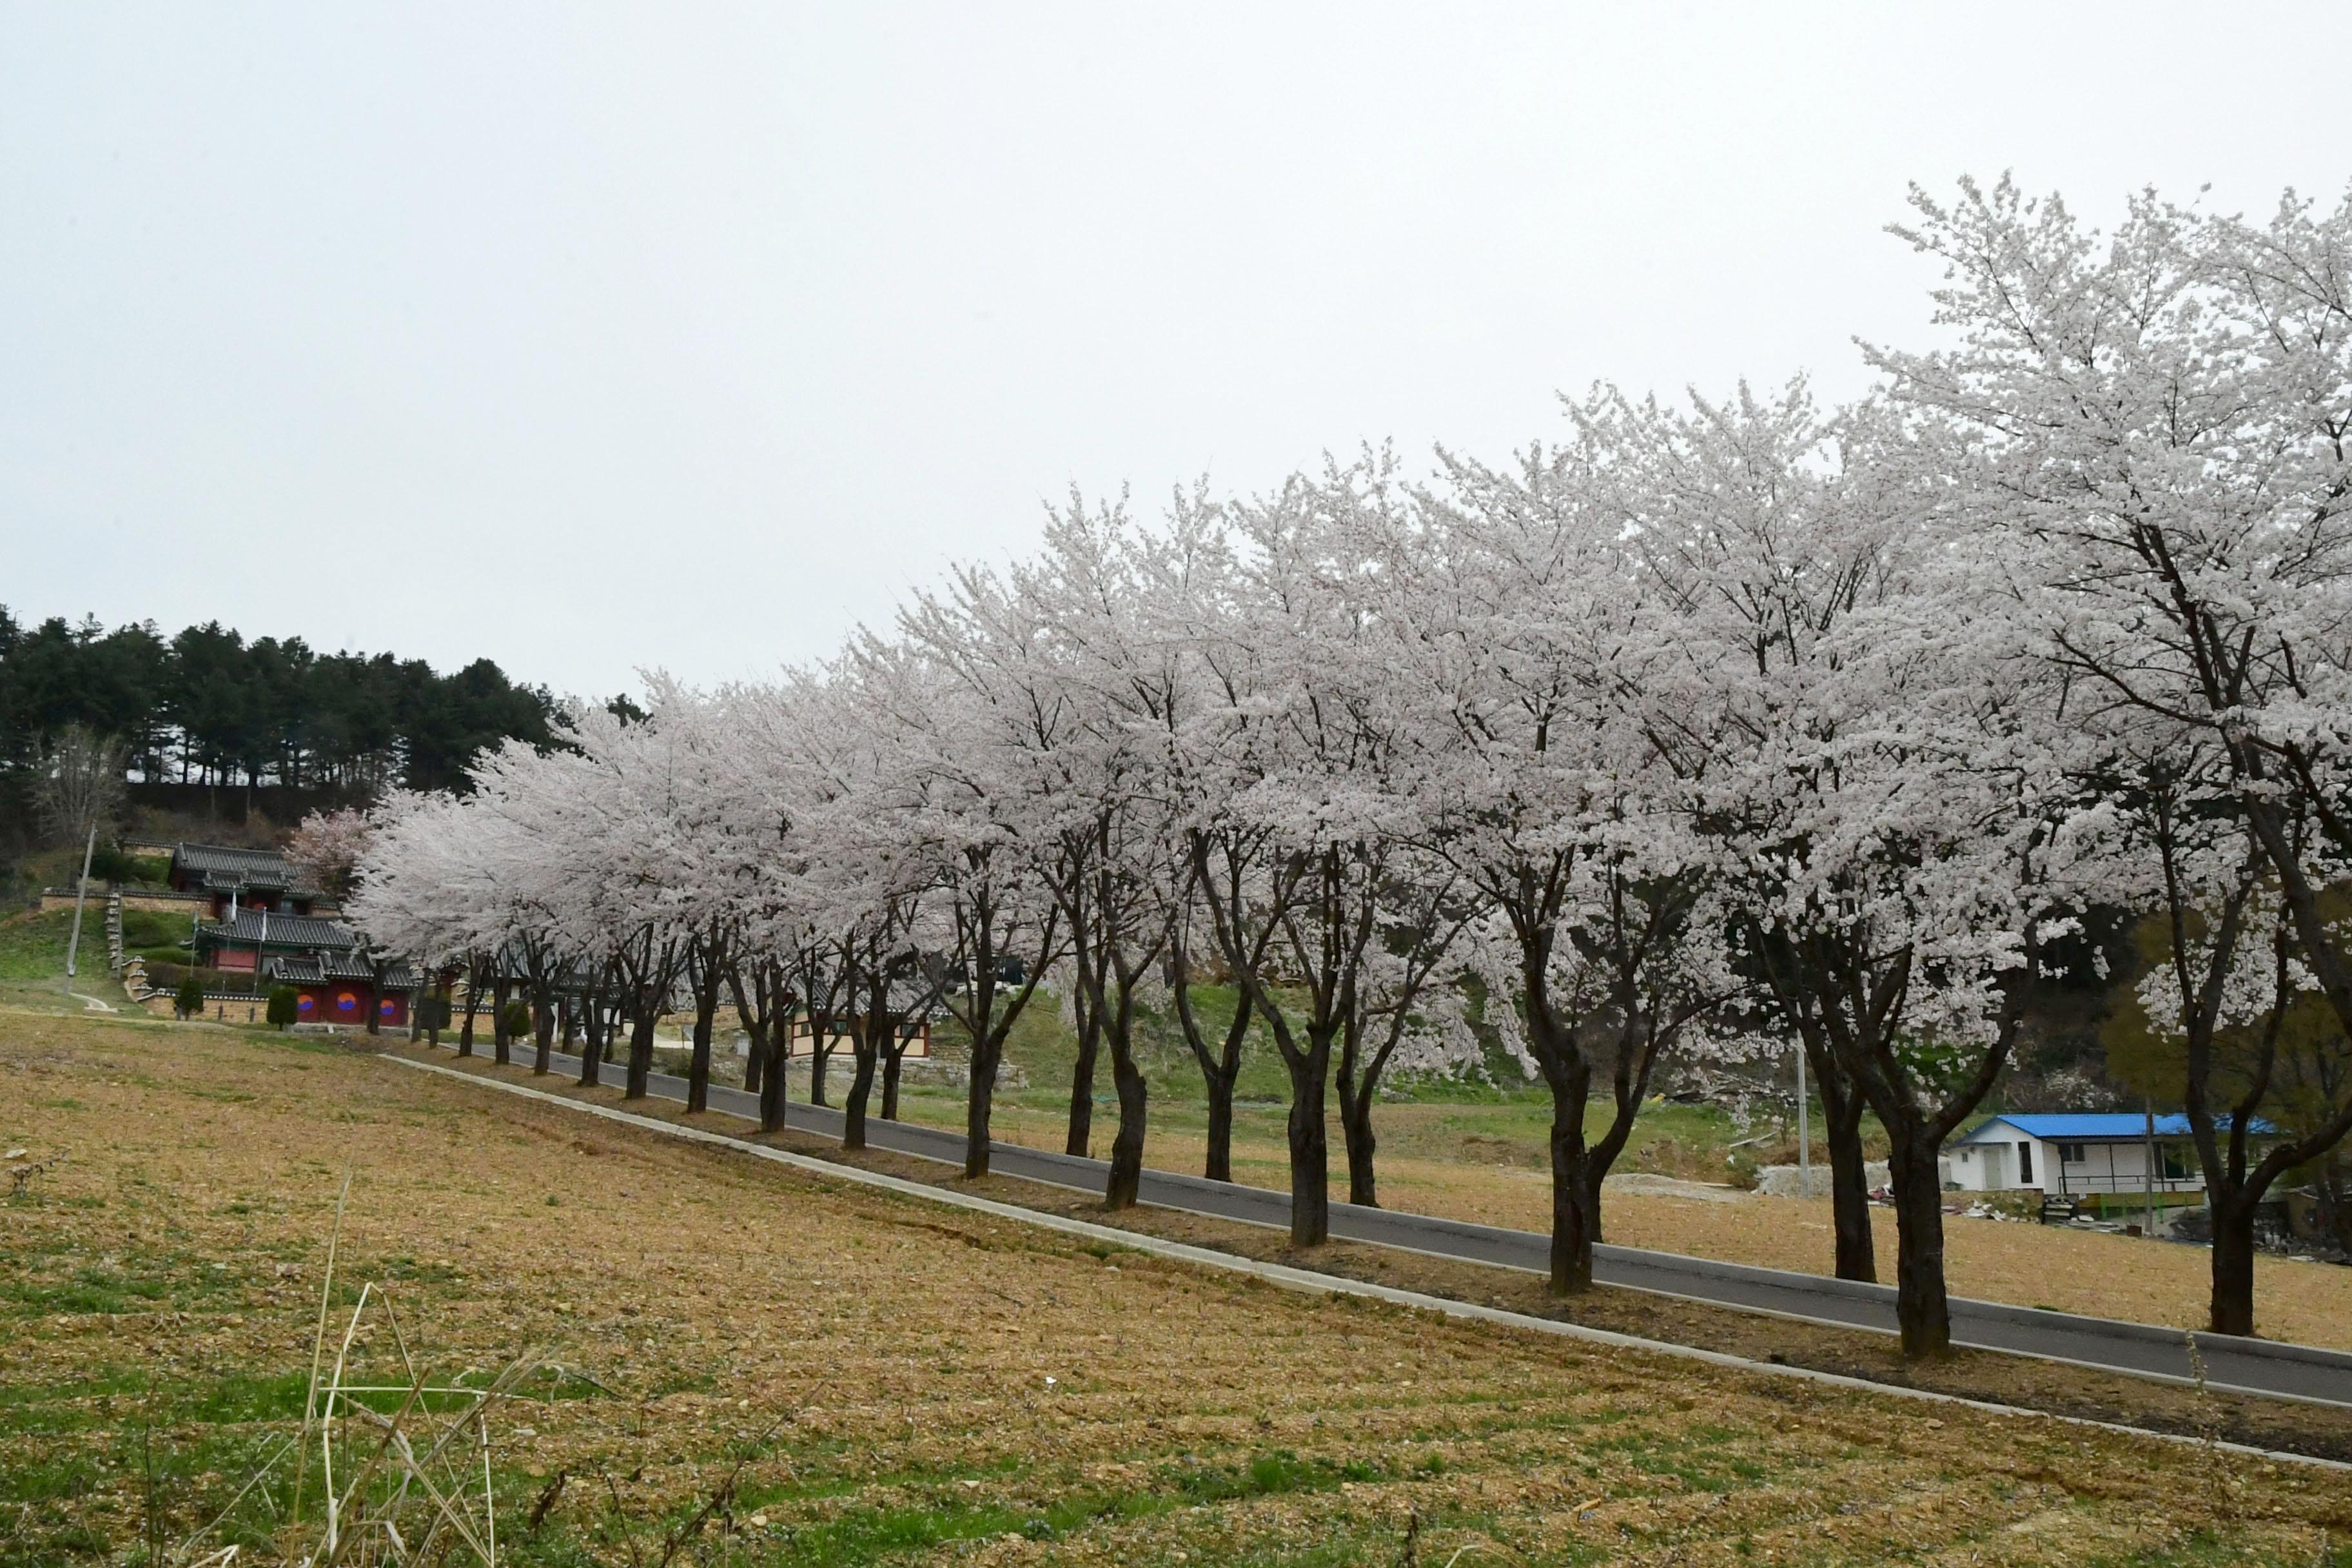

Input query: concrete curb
[382,1054,2352,1475]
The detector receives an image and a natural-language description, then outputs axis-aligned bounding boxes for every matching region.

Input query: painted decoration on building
[335,990,359,1015]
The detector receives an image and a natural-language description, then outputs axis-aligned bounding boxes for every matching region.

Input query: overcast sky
[5,3,2348,701]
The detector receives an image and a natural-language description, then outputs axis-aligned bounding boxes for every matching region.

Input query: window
[2017,1142,2035,1184]
[2161,1144,2190,1181]
[2059,1143,2086,1164]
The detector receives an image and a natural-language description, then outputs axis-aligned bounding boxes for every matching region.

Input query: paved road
[460,1042,2352,1407]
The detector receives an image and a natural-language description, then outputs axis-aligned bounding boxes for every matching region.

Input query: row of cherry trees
[347,180,2352,1356]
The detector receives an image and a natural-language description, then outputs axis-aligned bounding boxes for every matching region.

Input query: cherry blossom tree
[1876,179,2352,1335]
[890,570,1074,1177]
[1404,431,1736,1291]
[287,806,376,901]
[331,172,2352,1358]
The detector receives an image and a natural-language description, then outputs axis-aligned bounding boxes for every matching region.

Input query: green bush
[501,1000,533,1041]
[173,975,204,1019]
[87,843,144,885]
[418,991,451,1031]
[266,986,300,1031]
[120,908,191,952]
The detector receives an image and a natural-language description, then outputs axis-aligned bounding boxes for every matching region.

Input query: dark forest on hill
[0,605,560,859]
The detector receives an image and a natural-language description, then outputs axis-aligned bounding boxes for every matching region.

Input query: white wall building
[1948,1113,2271,1197]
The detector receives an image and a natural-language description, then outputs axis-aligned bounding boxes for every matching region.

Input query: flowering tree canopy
[346,179,2352,1355]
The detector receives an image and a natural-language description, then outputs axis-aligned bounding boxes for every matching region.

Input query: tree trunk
[881,1039,905,1121]
[687,989,715,1113]
[1546,1073,1598,1294]
[533,992,554,1075]
[730,965,768,1099]
[578,994,605,1088]
[965,1032,1002,1179]
[1887,1135,1952,1358]
[1285,1042,1332,1247]
[1335,1072,1378,1209]
[1171,968,1249,1184]
[843,1043,877,1151]
[458,963,477,1057]
[1104,1024,1147,1211]
[1066,987,1100,1159]
[1204,1076,1235,1184]
[2208,1190,2259,1337]
[492,974,513,1066]
[809,1034,832,1108]
[758,1019,789,1135]
[625,1006,655,1100]
[1821,1064,1877,1283]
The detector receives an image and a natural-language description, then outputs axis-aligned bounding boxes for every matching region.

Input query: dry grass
[422,1046,2352,1468]
[6,1010,2352,1567]
[902,1091,2352,1353]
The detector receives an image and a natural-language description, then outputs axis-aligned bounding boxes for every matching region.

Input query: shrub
[418,991,451,1032]
[501,1000,533,1041]
[266,986,300,1031]
[86,843,144,885]
[174,975,204,1019]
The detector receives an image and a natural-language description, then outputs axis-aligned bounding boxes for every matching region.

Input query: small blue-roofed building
[1950,1112,2275,1197]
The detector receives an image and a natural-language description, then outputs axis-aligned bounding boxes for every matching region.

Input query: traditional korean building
[263,946,420,1030]
[175,842,415,1026]
[166,843,328,919]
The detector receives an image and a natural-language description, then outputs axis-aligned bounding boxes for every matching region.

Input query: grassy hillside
[0,909,124,1014]
[4,1009,2348,1566]
[0,908,81,982]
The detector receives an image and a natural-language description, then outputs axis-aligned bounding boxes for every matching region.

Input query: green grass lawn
[0,908,133,1015]
[119,905,198,966]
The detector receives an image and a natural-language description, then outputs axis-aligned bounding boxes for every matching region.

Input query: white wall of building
[1949,1128,2204,1195]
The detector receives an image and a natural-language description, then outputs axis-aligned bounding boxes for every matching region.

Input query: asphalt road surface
[456,1041,2352,1408]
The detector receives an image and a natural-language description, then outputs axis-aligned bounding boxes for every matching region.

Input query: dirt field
[7,1012,2352,1567]
[410,1044,2352,1468]
[882,1084,2352,1352]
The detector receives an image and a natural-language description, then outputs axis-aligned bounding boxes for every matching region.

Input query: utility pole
[61,824,97,997]
[2143,1099,2158,1237]
[1796,1043,1812,1197]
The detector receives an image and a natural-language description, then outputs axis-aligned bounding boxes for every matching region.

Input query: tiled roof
[262,951,419,990]
[175,843,296,877]
[200,867,293,892]
[202,911,357,949]
[175,843,315,896]
[318,950,380,981]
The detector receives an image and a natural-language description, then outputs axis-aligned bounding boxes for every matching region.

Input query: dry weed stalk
[164,1170,547,1567]
[2184,1330,2244,1530]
